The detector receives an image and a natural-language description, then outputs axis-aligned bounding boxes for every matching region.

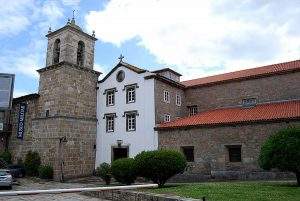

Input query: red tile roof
[181,60,300,87]
[157,100,300,130]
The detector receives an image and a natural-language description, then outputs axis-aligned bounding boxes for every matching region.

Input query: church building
[3,18,300,181]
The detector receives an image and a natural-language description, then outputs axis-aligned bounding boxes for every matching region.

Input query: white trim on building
[96,65,157,166]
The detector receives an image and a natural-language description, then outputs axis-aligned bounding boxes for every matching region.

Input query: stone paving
[0,177,108,201]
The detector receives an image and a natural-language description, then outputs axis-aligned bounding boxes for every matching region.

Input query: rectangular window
[163,90,170,103]
[189,106,198,116]
[45,109,50,117]
[227,145,242,162]
[242,98,257,107]
[181,146,194,162]
[164,114,171,122]
[126,113,136,131]
[106,90,115,106]
[126,86,136,103]
[106,115,115,132]
[176,94,181,106]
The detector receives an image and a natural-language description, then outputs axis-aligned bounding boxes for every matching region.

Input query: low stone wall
[83,189,202,201]
[169,171,295,183]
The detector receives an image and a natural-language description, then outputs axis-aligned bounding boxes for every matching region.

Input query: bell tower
[45,17,96,69]
[33,18,101,180]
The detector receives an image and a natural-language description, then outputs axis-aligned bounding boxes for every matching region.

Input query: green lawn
[146,181,300,201]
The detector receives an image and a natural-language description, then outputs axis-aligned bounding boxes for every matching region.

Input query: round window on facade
[116,70,125,82]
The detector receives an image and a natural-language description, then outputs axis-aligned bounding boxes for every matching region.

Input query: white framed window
[189,106,198,116]
[164,114,171,122]
[106,115,115,132]
[106,90,115,106]
[126,87,136,103]
[163,90,170,103]
[176,94,181,106]
[126,113,136,131]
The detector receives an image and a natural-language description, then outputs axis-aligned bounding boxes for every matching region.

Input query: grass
[145,181,300,201]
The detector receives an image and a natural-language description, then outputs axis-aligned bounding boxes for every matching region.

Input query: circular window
[116,70,125,82]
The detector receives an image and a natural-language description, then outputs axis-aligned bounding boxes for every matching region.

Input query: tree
[135,149,187,187]
[111,158,136,185]
[95,163,112,185]
[24,151,41,176]
[259,127,300,185]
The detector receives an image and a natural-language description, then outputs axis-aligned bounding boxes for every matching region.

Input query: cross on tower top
[71,10,76,24]
[118,54,124,62]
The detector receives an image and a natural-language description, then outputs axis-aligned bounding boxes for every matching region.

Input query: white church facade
[95,61,158,165]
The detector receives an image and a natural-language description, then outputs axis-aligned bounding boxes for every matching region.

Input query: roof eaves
[152,68,182,76]
[155,116,300,131]
[183,67,300,88]
[13,93,40,103]
[98,61,147,83]
[145,74,185,89]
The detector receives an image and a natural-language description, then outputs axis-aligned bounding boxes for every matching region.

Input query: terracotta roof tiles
[181,60,300,87]
[157,100,300,130]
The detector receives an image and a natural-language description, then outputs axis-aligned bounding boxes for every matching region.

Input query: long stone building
[3,18,300,181]
[156,61,300,180]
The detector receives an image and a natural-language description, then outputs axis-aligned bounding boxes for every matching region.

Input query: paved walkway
[0,177,108,201]
[0,193,102,201]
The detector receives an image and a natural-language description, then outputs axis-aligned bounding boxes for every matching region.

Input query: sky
[1,0,300,97]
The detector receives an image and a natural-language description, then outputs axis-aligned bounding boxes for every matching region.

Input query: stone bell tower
[33,17,101,180]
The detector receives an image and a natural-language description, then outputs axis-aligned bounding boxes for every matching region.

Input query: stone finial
[48,26,52,34]
[67,18,71,24]
[92,30,95,37]
[118,54,124,62]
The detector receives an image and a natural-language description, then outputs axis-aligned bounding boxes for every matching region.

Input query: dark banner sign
[17,103,27,139]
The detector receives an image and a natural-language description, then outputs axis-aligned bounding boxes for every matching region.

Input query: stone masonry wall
[37,64,99,118]
[185,71,300,113]
[9,97,39,161]
[158,121,300,179]
[84,190,202,201]
[31,117,97,179]
[46,28,95,69]
[154,79,186,124]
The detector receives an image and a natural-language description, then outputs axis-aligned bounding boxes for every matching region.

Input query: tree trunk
[296,171,300,186]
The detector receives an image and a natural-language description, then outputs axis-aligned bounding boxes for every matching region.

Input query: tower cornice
[37,61,102,76]
[46,24,97,41]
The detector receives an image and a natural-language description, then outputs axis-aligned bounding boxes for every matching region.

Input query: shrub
[111,158,136,185]
[0,151,12,164]
[95,163,112,185]
[135,149,187,187]
[38,165,53,179]
[24,151,41,176]
[259,127,300,186]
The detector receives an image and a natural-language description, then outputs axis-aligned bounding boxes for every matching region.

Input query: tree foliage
[111,158,136,185]
[135,149,187,187]
[24,151,41,176]
[95,163,112,185]
[258,127,300,185]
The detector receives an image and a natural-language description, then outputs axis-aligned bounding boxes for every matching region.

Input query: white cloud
[13,90,31,98]
[61,0,80,7]
[94,63,108,79]
[0,0,36,35]
[85,0,300,80]
[0,0,66,78]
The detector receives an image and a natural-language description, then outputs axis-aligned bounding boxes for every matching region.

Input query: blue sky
[1,0,300,97]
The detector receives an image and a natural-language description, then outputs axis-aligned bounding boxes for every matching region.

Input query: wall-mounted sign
[0,74,14,109]
[0,122,3,131]
[17,103,27,139]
